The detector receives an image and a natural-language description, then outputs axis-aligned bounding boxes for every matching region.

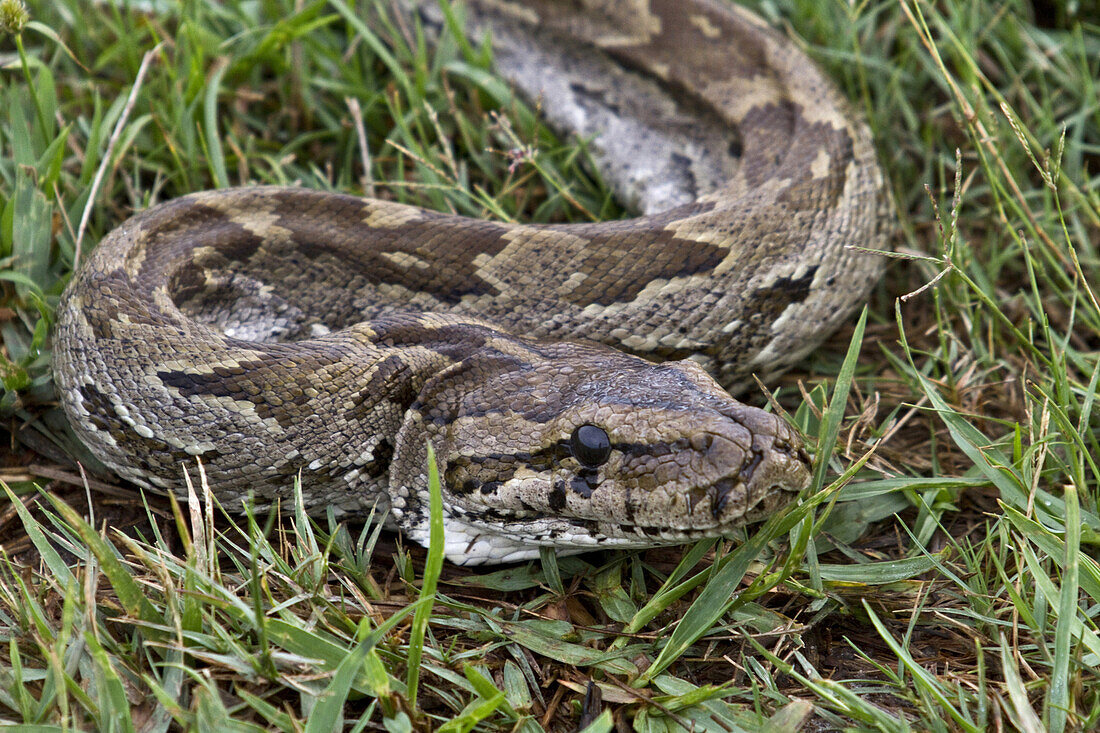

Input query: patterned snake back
[54,0,893,564]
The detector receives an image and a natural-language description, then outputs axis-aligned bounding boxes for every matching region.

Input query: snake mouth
[446,480,804,560]
[450,452,810,549]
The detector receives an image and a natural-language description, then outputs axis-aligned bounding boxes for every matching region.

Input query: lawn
[0,0,1098,730]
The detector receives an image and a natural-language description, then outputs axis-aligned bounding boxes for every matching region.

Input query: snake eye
[570,424,611,467]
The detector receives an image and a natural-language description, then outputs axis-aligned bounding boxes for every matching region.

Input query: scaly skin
[53,0,892,564]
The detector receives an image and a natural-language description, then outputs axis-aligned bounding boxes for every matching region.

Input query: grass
[0,0,1098,729]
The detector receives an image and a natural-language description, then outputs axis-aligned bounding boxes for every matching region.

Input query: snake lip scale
[53,0,892,565]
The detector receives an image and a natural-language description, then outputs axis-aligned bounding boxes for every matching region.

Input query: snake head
[389,340,811,565]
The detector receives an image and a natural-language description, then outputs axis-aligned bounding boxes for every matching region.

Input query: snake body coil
[54,0,892,564]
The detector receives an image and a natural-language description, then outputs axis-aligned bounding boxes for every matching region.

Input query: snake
[53,0,893,565]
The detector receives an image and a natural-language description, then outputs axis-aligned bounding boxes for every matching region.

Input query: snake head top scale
[53,0,893,565]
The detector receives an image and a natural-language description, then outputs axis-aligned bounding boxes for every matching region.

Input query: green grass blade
[202,58,230,188]
[406,441,445,709]
[1049,481,1081,733]
[641,307,868,682]
[1000,633,1045,733]
[436,691,506,733]
[1,481,76,588]
[862,601,980,733]
[47,497,162,628]
[305,628,374,733]
[84,631,137,733]
[577,709,613,733]
[614,538,716,645]
[640,518,785,683]
[811,306,869,494]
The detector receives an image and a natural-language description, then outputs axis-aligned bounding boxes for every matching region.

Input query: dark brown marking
[743,265,818,321]
[155,355,316,429]
[549,481,568,511]
[569,468,599,498]
[711,478,736,519]
[265,189,510,302]
[77,384,116,433]
[349,354,420,419]
[739,449,764,484]
[365,439,394,479]
[563,203,724,307]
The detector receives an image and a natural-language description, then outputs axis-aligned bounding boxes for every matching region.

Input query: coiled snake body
[54,0,892,564]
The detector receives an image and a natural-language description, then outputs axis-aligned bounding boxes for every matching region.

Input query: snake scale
[53,0,893,564]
